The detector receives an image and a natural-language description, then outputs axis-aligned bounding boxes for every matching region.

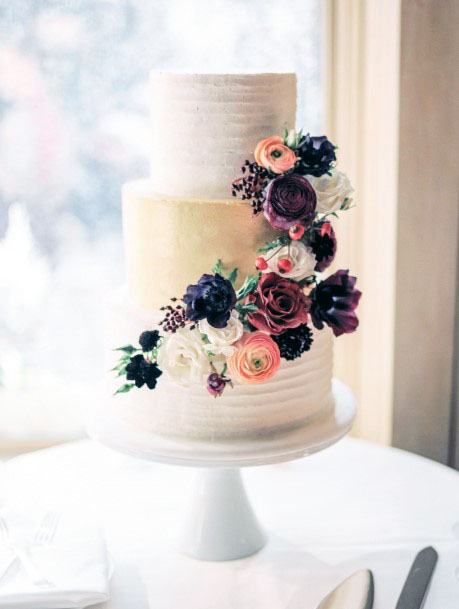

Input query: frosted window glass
[0,0,324,445]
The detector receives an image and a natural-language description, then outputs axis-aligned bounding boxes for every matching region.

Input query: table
[3,438,459,608]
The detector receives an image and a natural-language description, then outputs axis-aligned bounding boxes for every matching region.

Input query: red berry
[289,224,305,240]
[320,221,332,237]
[278,257,293,273]
[255,256,268,270]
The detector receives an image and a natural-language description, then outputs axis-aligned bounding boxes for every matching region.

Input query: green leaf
[227,267,238,285]
[221,363,228,377]
[114,383,135,395]
[236,273,261,300]
[212,259,224,275]
[236,303,258,314]
[298,275,316,288]
[257,236,289,254]
[111,361,129,373]
[114,345,137,355]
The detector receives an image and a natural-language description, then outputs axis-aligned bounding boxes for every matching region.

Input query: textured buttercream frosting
[105,291,334,440]
[111,70,336,442]
[149,72,297,198]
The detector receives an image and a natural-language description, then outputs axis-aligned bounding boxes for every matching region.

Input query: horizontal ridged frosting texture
[149,72,297,198]
[122,179,277,308]
[104,291,334,441]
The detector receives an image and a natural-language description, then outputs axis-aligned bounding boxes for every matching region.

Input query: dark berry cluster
[125,354,162,389]
[231,160,270,214]
[272,324,313,361]
[159,298,192,333]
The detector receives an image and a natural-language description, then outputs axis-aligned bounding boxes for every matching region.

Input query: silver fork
[0,511,61,586]
[34,512,61,546]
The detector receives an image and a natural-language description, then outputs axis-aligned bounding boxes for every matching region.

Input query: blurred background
[0,0,323,450]
[0,1,458,465]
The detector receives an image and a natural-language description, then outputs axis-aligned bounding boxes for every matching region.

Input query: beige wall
[327,0,459,462]
[326,0,401,445]
[392,0,459,462]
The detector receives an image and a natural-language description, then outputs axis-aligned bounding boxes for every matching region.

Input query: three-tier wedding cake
[106,71,361,441]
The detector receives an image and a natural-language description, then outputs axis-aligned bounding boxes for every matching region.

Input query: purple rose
[310,270,361,337]
[263,174,317,231]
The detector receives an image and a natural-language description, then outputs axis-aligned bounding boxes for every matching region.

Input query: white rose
[308,170,354,214]
[157,327,211,386]
[198,310,244,357]
[264,241,316,280]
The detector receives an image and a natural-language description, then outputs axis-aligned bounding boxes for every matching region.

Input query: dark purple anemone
[126,354,162,389]
[296,134,336,177]
[309,221,337,272]
[310,270,361,337]
[263,173,316,231]
[183,273,236,329]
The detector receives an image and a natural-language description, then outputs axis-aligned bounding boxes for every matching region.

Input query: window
[0,0,324,448]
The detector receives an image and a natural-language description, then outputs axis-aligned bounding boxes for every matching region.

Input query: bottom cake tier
[104,290,335,441]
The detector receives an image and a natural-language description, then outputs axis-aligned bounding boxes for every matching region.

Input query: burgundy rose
[263,174,317,231]
[310,221,337,272]
[310,269,361,337]
[246,272,310,335]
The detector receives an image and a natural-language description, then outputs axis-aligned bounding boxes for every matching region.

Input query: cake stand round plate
[89,379,355,468]
[88,378,355,561]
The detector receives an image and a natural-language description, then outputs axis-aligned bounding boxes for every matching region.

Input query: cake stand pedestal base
[89,379,356,561]
[179,468,266,561]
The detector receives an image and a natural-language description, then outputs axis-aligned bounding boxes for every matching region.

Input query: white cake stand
[89,378,355,561]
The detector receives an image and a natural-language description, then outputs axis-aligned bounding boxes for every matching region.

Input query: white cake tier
[105,291,335,441]
[149,72,297,199]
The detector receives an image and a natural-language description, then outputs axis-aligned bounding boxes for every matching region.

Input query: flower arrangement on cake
[113,129,361,398]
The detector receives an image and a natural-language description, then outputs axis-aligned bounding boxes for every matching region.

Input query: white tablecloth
[3,438,459,608]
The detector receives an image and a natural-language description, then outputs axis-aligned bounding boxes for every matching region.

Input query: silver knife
[317,569,374,609]
[395,546,438,609]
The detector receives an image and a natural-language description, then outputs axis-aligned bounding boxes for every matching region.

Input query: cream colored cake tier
[122,179,277,309]
[105,291,335,441]
[149,72,296,198]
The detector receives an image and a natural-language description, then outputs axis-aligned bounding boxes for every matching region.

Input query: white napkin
[0,507,111,609]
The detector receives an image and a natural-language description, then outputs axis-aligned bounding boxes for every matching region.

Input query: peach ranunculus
[254,135,297,174]
[227,332,281,385]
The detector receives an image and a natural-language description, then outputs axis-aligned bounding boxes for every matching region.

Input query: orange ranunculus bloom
[227,331,281,384]
[254,135,297,174]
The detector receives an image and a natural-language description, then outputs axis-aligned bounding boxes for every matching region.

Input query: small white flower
[198,310,243,357]
[157,327,211,386]
[264,241,316,280]
[308,170,354,214]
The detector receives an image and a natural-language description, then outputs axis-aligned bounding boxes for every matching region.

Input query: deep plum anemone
[296,134,337,177]
[310,270,361,337]
[125,354,162,389]
[309,221,337,272]
[183,273,237,329]
[272,324,314,361]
